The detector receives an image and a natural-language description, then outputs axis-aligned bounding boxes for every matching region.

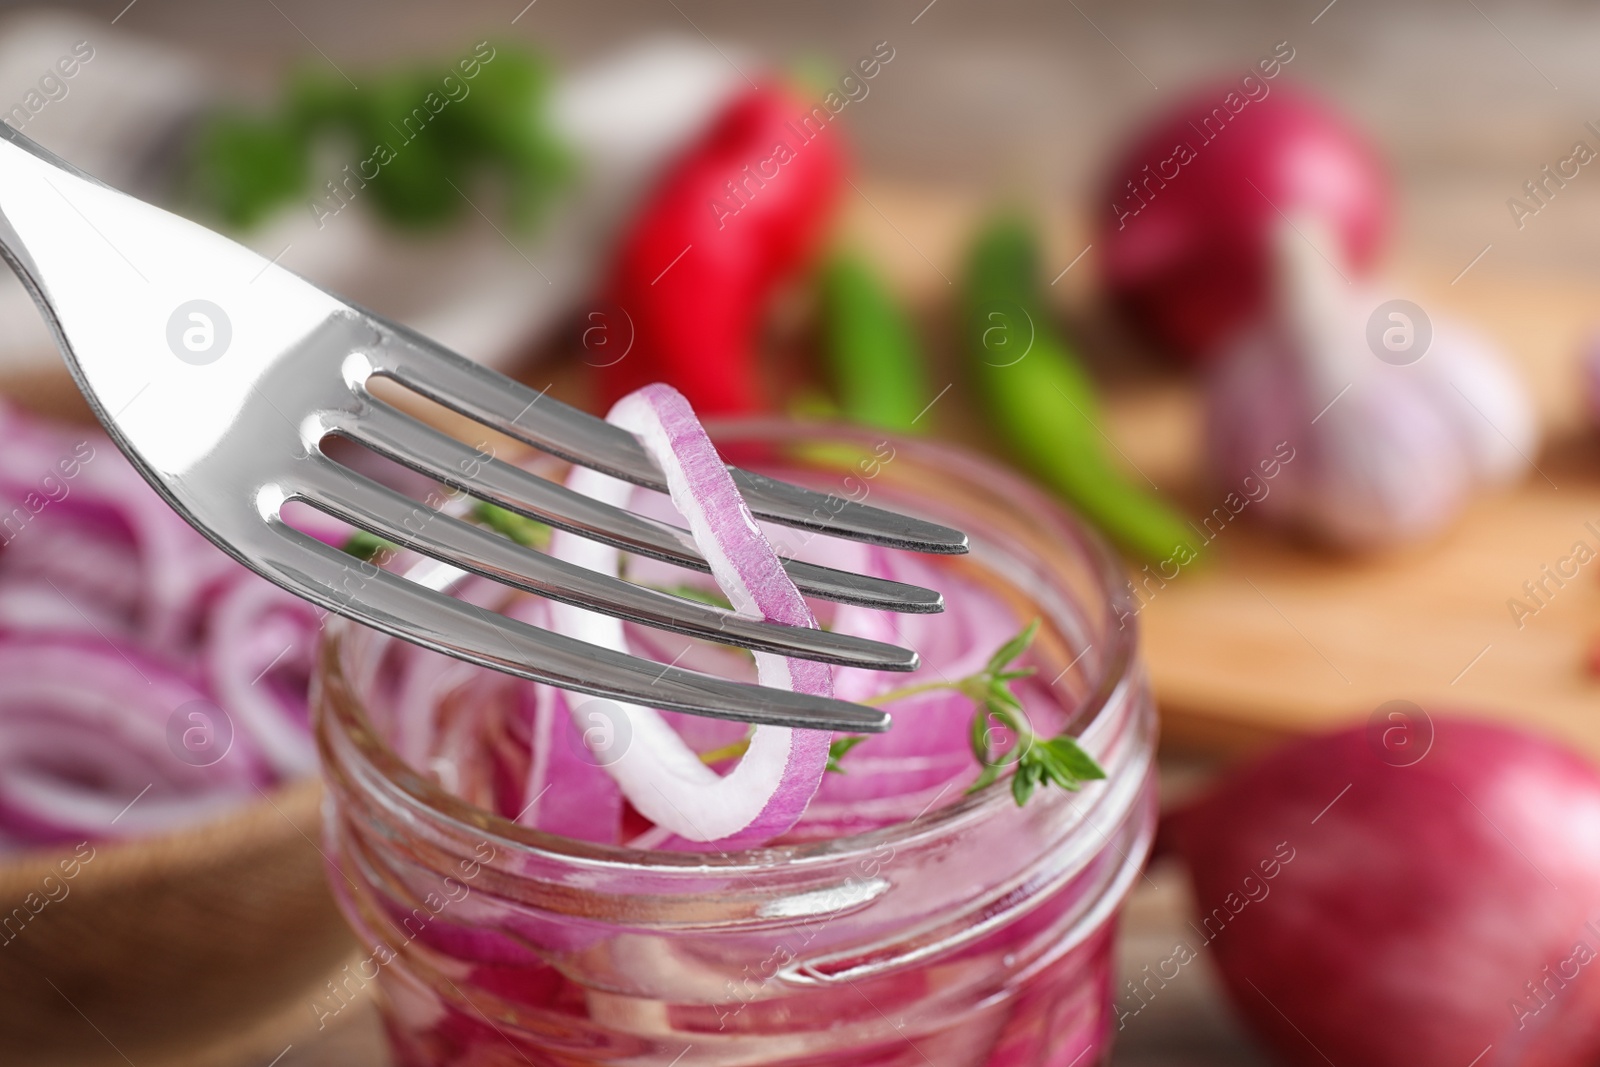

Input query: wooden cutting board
[1135,442,1600,757]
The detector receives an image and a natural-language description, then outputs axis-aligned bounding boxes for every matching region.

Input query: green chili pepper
[818,253,932,433]
[963,216,1199,565]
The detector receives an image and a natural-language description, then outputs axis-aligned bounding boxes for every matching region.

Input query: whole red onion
[1165,715,1600,1067]
[1097,81,1390,361]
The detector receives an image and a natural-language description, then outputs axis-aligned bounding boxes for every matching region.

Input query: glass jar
[313,422,1157,1067]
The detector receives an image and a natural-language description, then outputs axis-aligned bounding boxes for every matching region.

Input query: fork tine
[269,522,891,732]
[0,124,941,731]
[296,458,918,672]
[329,401,944,614]
[369,325,969,555]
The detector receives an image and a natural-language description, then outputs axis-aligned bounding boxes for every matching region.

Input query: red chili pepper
[596,83,845,415]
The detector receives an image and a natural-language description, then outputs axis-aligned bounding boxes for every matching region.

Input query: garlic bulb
[1205,221,1538,550]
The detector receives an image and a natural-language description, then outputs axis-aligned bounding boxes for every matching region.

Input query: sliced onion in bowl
[203,575,322,778]
[0,636,268,847]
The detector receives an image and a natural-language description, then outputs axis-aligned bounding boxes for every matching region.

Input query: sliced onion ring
[543,384,832,846]
[0,636,268,847]
[203,575,322,778]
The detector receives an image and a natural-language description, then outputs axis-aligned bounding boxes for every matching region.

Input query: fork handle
[0,124,97,337]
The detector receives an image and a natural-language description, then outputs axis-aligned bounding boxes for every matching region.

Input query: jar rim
[314,418,1141,872]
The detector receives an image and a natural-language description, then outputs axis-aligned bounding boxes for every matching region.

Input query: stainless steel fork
[0,125,967,734]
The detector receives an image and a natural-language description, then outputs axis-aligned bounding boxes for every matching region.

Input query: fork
[0,125,967,734]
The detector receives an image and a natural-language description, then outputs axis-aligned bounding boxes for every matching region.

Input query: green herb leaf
[1032,749,1080,793]
[188,113,308,230]
[188,44,570,233]
[1040,736,1107,782]
[847,616,1103,807]
[1010,760,1041,806]
[827,735,868,774]
[472,502,551,548]
[342,530,395,561]
[969,761,1004,794]
[986,618,1039,675]
[985,686,1024,717]
[969,704,995,764]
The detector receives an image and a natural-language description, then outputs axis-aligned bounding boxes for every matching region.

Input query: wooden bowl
[0,780,354,1065]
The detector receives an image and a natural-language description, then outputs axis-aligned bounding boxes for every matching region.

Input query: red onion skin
[1098,83,1390,362]
[1165,717,1600,1067]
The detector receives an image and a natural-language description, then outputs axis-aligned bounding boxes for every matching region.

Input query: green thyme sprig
[702,619,1106,804]
[855,618,1105,804]
[958,620,1106,803]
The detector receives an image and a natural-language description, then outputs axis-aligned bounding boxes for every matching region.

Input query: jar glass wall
[313,422,1158,1067]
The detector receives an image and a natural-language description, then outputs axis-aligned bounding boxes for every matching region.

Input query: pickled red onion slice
[518,685,625,844]
[506,595,623,843]
[541,383,830,845]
